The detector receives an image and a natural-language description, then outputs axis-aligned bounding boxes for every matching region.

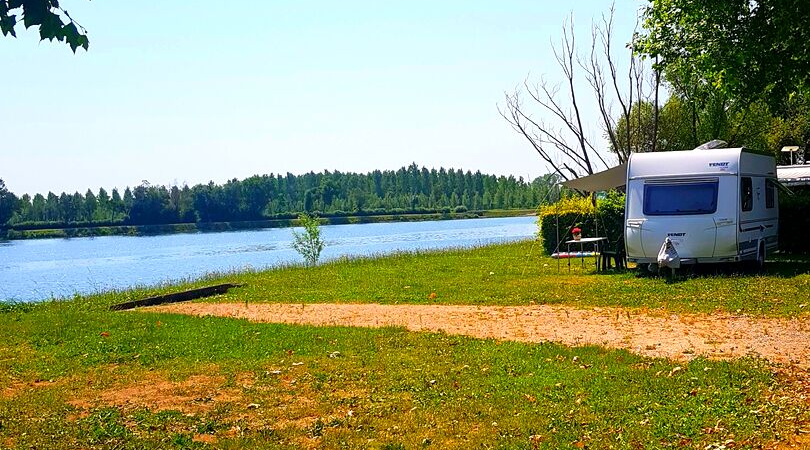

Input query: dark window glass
[643,182,719,216]
[741,177,753,211]
[765,179,775,209]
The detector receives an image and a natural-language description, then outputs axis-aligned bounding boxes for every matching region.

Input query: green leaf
[22,4,48,29]
[37,12,64,41]
[0,14,17,37]
[78,33,89,50]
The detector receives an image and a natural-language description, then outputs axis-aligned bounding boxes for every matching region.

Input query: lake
[0,216,537,302]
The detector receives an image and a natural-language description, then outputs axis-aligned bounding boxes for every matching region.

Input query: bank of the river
[1,241,809,449]
[0,208,535,241]
[0,216,538,302]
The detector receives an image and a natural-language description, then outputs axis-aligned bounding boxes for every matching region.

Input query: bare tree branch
[499,3,660,192]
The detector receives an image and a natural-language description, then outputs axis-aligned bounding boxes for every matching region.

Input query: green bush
[292,213,325,266]
[538,192,625,255]
[779,190,810,254]
[595,191,626,250]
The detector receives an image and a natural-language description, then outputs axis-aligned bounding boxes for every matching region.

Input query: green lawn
[2,240,809,449]
[90,240,810,317]
[0,300,806,449]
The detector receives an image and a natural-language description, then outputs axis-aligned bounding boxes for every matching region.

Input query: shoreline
[0,209,536,241]
[1,237,539,305]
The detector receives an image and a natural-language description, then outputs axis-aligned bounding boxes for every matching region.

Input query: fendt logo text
[708,162,730,168]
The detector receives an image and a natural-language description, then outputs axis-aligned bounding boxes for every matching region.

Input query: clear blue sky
[2,0,641,196]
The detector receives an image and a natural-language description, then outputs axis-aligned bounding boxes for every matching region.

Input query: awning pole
[556,184,560,273]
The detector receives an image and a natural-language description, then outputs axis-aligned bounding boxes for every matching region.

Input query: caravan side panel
[738,152,779,257]
[625,179,645,258]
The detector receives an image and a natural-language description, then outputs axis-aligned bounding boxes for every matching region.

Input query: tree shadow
[625,254,810,281]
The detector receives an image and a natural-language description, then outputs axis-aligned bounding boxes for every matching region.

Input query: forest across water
[0,164,557,239]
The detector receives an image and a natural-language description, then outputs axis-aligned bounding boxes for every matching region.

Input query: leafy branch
[0,0,89,52]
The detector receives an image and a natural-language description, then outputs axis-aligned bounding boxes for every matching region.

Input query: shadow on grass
[623,253,810,282]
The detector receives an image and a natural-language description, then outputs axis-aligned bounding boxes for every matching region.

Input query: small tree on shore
[292,213,325,267]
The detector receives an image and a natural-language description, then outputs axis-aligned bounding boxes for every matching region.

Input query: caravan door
[638,179,720,260]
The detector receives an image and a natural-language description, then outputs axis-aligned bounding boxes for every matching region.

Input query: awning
[560,162,810,191]
[777,165,810,186]
[561,162,628,192]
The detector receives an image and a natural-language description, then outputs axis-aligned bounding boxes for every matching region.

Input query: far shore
[0,209,536,241]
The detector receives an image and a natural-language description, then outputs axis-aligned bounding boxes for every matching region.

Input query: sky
[2,0,643,196]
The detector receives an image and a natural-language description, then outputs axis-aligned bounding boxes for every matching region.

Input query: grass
[0,300,806,449]
[2,240,810,448]
[80,240,810,317]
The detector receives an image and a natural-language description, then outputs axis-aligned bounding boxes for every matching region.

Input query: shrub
[292,213,325,266]
[454,205,468,213]
[595,191,626,250]
[540,188,810,256]
[538,192,625,255]
[538,197,594,254]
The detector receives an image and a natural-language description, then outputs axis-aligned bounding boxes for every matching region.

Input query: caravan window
[765,179,775,209]
[643,181,718,216]
[741,177,753,211]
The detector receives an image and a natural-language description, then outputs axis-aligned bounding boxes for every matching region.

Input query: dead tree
[500,5,661,182]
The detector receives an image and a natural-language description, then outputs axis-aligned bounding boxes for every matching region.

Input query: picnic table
[560,237,607,272]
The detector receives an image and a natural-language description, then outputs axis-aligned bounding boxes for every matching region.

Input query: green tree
[45,192,58,221]
[765,93,810,163]
[291,213,325,267]
[0,179,17,226]
[637,0,810,111]
[110,188,125,220]
[1,0,89,51]
[31,193,45,221]
[84,188,97,221]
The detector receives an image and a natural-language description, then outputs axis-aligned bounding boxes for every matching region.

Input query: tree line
[503,1,809,183]
[0,165,564,228]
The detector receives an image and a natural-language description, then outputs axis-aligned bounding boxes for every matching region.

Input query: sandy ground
[147,302,810,369]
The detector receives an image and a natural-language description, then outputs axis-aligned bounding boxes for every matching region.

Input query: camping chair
[600,238,626,271]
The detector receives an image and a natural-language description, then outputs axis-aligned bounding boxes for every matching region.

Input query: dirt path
[148,302,810,368]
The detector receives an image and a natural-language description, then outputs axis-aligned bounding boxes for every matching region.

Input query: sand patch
[149,302,810,369]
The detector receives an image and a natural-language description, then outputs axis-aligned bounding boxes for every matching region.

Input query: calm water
[0,216,536,302]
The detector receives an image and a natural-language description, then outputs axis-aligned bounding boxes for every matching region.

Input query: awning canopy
[777,165,810,186]
[559,162,810,191]
[561,162,628,192]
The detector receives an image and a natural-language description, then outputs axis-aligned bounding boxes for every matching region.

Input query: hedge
[539,189,810,256]
[538,192,625,255]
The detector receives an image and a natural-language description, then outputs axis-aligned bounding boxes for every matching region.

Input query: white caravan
[624,147,778,268]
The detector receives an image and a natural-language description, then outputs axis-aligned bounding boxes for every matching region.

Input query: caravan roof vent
[695,140,728,150]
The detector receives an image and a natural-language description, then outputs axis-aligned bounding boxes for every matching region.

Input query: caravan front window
[643,181,719,216]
